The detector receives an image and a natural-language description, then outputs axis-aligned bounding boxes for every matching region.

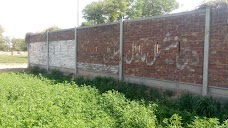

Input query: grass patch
[0,55,28,64]
[0,68,227,127]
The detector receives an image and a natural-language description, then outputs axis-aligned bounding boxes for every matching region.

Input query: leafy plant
[177,93,196,112]
[194,96,221,117]
[162,114,183,128]
[28,66,47,75]
[50,69,64,80]
[188,117,228,128]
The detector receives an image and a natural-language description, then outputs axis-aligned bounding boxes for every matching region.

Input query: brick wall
[49,40,75,69]
[77,24,120,74]
[124,11,205,84]
[29,41,48,66]
[209,8,228,88]
[26,8,228,89]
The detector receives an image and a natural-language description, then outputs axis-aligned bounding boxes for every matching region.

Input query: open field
[0,69,227,127]
[0,55,27,64]
[0,51,27,56]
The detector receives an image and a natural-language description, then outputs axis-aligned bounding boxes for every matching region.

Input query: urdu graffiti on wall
[125,32,200,71]
[103,41,119,63]
[80,38,119,64]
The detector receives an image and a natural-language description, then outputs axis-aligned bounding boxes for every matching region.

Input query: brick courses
[26,8,228,88]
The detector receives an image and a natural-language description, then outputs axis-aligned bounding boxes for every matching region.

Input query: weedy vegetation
[0,66,227,127]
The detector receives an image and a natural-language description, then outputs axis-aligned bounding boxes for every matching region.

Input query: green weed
[1,68,227,127]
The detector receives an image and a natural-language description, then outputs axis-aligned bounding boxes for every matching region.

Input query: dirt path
[0,64,28,72]
[0,64,28,69]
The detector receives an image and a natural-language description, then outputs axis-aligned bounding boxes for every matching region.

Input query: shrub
[162,114,183,128]
[188,117,228,128]
[194,96,221,117]
[178,93,196,112]
[28,66,47,75]
[50,69,64,80]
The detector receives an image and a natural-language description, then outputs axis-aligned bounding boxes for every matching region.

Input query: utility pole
[77,0,79,27]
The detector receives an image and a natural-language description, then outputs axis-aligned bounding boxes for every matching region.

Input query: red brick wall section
[77,24,120,66]
[209,8,228,88]
[123,12,206,84]
[48,29,75,42]
[26,29,75,43]
[26,33,47,43]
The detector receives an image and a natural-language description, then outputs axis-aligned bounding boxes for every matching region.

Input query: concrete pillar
[26,34,30,68]
[119,20,124,81]
[75,27,78,75]
[46,31,49,71]
[203,7,211,96]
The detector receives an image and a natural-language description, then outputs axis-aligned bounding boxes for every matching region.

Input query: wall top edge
[27,28,75,36]
[48,28,75,33]
[77,22,120,30]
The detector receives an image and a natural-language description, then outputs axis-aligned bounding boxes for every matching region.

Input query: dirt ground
[0,64,28,72]
[0,51,27,56]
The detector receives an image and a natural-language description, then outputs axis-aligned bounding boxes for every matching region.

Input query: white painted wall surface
[29,42,47,65]
[49,40,75,69]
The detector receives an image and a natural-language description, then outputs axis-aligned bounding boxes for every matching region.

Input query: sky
[0,0,204,38]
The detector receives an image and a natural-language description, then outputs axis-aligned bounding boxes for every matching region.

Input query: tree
[0,25,7,51]
[0,25,26,52]
[82,0,129,25]
[42,26,61,32]
[2,36,11,52]
[82,0,179,26]
[11,38,27,51]
[0,25,3,37]
[83,1,107,24]
[81,21,96,27]
[104,0,129,22]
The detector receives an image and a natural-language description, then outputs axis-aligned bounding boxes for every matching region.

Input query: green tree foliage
[83,1,107,24]
[42,26,61,32]
[0,25,3,38]
[83,0,129,24]
[11,38,27,51]
[104,0,129,22]
[0,25,26,51]
[81,21,96,27]
[82,0,179,26]
[0,25,6,50]
[127,0,179,19]
[1,36,10,51]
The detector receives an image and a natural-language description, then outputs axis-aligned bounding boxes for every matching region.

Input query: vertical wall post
[26,34,30,68]
[46,31,49,71]
[75,27,78,75]
[119,20,124,81]
[203,6,211,96]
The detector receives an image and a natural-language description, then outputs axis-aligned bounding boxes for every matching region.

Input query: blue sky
[0,0,204,38]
